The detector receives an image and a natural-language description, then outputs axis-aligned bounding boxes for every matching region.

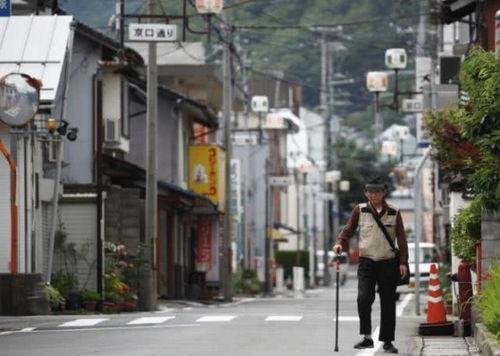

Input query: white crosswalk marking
[265,316,303,321]
[196,315,237,322]
[59,318,109,327]
[331,316,359,322]
[127,316,175,325]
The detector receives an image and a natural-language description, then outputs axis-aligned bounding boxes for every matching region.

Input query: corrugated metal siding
[0,123,11,272]
[56,202,97,291]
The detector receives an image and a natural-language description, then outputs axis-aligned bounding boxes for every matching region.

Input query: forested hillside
[59,0,419,118]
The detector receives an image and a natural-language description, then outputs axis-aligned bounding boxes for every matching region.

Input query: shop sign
[189,144,226,211]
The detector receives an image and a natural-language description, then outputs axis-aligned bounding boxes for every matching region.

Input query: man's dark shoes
[354,337,374,349]
[383,342,398,353]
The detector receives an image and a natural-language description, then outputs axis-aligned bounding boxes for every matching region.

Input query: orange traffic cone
[426,264,447,323]
[418,264,454,336]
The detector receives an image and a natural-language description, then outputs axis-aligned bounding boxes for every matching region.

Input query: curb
[474,323,500,356]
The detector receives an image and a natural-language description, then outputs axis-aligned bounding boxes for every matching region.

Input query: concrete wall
[105,186,143,255]
[481,211,500,275]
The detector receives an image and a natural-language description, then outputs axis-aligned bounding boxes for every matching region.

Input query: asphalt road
[0,270,425,356]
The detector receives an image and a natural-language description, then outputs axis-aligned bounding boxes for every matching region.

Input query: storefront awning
[103,155,218,212]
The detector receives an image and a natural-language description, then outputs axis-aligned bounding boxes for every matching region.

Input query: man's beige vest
[358,203,398,261]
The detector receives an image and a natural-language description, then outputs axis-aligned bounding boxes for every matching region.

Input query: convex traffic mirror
[0,73,40,127]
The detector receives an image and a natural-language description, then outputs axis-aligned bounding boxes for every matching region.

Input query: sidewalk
[413,336,481,356]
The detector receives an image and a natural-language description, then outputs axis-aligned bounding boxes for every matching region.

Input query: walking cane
[334,256,340,352]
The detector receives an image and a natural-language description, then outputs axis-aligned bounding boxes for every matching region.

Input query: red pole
[0,140,17,274]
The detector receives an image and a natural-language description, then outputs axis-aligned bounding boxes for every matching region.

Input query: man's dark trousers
[357,257,398,342]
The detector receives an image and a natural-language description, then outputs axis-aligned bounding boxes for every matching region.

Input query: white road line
[0,331,14,336]
[332,316,359,322]
[196,315,237,322]
[355,293,414,356]
[20,327,36,332]
[30,324,201,333]
[265,316,303,321]
[396,293,414,316]
[183,307,193,311]
[59,318,109,327]
[127,316,175,325]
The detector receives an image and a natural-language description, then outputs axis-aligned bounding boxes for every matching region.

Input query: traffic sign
[129,24,177,42]
[0,0,11,17]
[269,176,290,187]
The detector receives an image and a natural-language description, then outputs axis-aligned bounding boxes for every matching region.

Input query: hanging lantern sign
[196,0,224,14]
[385,48,407,69]
[366,71,388,92]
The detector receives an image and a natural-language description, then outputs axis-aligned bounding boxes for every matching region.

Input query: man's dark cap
[364,176,387,191]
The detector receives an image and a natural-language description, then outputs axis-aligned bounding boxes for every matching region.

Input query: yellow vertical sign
[189,145,226,212]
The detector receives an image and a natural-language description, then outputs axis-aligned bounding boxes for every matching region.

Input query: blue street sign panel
[0,0,11,17]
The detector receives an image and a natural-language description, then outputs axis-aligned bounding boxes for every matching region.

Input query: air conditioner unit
[104,118,120,143]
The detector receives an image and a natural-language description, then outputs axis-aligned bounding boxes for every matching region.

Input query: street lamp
[385,48,407,111]
[366,71,388,140]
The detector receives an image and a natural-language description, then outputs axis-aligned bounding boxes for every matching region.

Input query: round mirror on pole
[0,73,41,127]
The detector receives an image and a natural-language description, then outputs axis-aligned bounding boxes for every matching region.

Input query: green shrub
[44,284,65,310]
[450,199,481,265]
[275,251,309,281]
[51,270,79,297]
[232,268,262,295]
[476,261,500,341]
[80,289,100,302]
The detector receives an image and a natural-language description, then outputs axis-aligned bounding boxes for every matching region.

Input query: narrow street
[1,268,424,356]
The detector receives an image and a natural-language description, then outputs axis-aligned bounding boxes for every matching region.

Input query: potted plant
[122,292,138,312]
[81,289,100,312]
[44,284,65,312]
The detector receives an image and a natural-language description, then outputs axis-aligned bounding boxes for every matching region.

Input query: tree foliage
[336,137,393,220]
[425,47,500,212]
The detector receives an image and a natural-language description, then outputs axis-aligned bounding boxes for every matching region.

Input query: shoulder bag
[367,205,410,286]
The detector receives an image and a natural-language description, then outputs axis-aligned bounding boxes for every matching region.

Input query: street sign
[269,176,290,187]
[402,99,423,113]
[129,24,177,42]
[317,192,335,200]
[0,0,11,17]
[232,132,258,146]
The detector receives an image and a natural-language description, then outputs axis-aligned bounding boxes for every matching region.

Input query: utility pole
[320,31,331,286]
[295,169,301,265]
[222,24,233,302]
[318,28,343,286]
[144,0,158,311]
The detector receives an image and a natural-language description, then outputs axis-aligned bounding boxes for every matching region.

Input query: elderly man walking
[332,176,408,354]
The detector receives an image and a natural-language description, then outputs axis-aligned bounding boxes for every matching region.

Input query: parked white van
[398,242,440,293]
